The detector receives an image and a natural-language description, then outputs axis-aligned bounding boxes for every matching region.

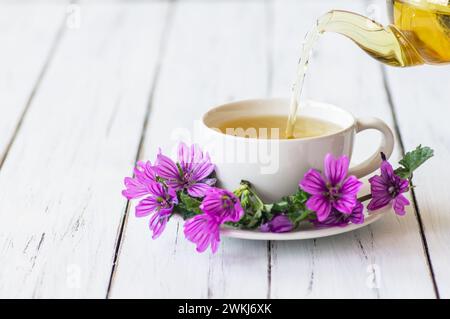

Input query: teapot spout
[317,10,424,67]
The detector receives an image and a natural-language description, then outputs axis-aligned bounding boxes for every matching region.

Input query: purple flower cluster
[122,143,216,238]
[300,154,364,227]
[122,142,243,253]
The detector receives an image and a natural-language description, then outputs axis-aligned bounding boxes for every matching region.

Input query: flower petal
[397,177,409,193]
[230,201,244,223]
[122,177,149,200]
[393,194,410,216]
[177,142,190,168]
[134,161,157,184]
[147,181,166,198]
[202,178,217,186]
[312,210,348,228]
[135,197,159,217]
[158,207,174,217]
[149,214,168,239]
[340,175,363,197]
[200,187,243,223]
[299,169,327,195]
[191,160,215,182]
[200,198,224,214]
[380,160,395,181]
[349,201,364,224]
[333,194,357,214]
[165,180,184,191]
[368,175,390,194]
[324,154,349,186]
[187,182,211,198]
[190,144,204,164]
[156,154,180,180]
[210,230,220,253]
[180,143,204,172]
[260,223,271,232]
[367,194,392,211]
[167,187,178,204]
[260,214,294,233]
[184,214,221,253]
[306,194,332,222]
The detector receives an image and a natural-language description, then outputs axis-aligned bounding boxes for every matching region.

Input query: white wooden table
[0,0,448,299]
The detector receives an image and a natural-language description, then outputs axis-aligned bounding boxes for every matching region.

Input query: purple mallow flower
[367,157,410,216]
[260,214,294,233]
[157,143,216,198]
[313,201,364,228]
[300,154,363,222]
[184,187,243,253]
[135,182,178,239]
[200,188,244,223]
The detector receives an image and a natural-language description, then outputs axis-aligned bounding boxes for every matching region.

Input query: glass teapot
[318,0,450,66]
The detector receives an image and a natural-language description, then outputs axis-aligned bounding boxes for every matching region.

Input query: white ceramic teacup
[198,98,394,202]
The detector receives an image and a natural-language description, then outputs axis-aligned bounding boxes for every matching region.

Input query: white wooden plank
[0,2,66,165]
[0,1,168,298]
[269,0,435,298]
[385,65,450,297]
[109,0,270,298]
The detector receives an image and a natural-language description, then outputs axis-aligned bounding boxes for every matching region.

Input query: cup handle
[348,117,395,178]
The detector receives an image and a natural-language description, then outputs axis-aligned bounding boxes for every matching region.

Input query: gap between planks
[265,0,274,299]
[380,65,440,299]
[105,0,177,299]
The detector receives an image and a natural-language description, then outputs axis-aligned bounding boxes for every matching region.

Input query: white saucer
[218,206,387,240]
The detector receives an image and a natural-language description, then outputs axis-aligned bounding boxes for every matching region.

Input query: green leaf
[284,189,313,227]
[174,192,202,219]
[287,209,312,227]
[291,189,309,204]
[180,192,202,212]
[173,205,198,220]
[271,200,288,213]
[395,145,434,179]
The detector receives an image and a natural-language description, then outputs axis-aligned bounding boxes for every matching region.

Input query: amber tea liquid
[392,0,450,64]
[218,115,342,140]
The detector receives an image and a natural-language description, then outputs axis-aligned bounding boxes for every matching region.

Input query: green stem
[358,194,372,203]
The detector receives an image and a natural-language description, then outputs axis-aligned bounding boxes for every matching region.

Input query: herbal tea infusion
[217,115,342,139]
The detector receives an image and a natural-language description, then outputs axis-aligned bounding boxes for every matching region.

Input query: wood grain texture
[109,0,271,298]
[0,2,66,166]
[385,65,450,298]
[0,1,168,298]
[268,0,435,298]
